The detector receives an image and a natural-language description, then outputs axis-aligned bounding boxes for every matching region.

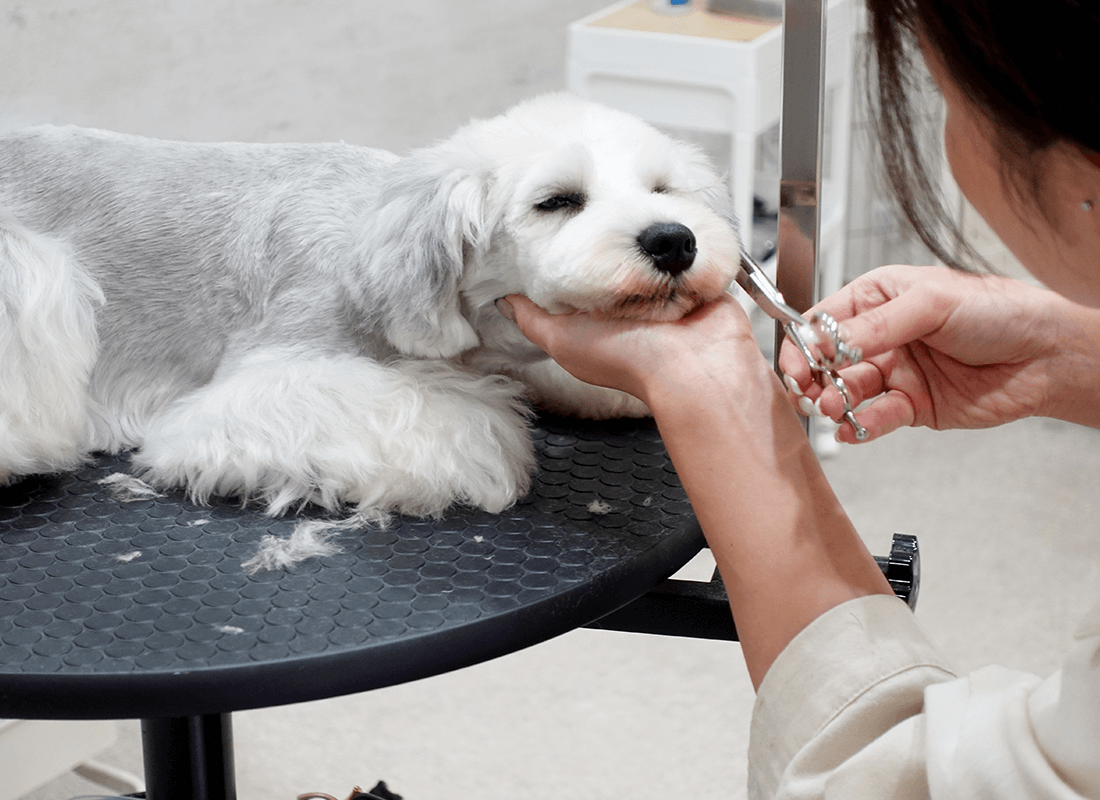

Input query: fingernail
[797,395,824,418]
[783,375,804,397]
[495,297,515,322]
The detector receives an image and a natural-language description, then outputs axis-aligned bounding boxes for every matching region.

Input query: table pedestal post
[141,714,236,800]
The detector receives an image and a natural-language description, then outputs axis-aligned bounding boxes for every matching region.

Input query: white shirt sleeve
[748,594,1100,799]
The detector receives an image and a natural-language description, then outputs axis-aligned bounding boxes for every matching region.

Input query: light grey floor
[6,2,1100,798]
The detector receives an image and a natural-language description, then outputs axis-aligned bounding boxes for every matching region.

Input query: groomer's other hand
[498,293,767,410]
[779,264,1100,442]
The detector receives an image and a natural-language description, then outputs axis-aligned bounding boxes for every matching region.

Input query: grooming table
[0,414,917,800]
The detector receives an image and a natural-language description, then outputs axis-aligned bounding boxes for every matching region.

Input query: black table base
[141,715,235,800]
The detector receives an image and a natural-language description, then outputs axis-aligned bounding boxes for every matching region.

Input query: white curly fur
[0,216,103,479]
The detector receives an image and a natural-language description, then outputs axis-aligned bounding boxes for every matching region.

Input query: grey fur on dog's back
[1,127,403,411]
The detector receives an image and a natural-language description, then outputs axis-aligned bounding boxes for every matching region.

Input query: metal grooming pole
[776,0,828,370]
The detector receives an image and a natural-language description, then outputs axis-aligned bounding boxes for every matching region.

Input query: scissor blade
[735,254,806,327]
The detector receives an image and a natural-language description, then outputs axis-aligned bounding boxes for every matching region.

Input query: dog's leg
[135,349,536,517]
[0,218,102,479]
[513,358,651,420]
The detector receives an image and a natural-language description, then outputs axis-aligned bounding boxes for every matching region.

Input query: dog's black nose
[637,222,696,277]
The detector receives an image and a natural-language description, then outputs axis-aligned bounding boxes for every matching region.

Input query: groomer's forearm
[646,359,894,689]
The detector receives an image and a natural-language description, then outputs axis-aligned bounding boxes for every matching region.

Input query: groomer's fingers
[779,283,951,395]
[778,341,815,394]
[497,293,541,325]
[497,294,561,354]
[784,359,894,430]
[826,288,952,360]
[808,359,895,419]
[834,391,919,444]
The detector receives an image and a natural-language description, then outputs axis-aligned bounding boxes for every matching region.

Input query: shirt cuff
[749,594,955,797]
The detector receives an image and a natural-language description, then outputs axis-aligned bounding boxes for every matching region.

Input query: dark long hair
[865,0,1100,270]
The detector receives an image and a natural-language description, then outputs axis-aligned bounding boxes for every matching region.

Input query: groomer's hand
[498,293,768,411]
[780,265,1100,442]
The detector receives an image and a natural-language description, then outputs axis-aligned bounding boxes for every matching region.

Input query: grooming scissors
[735,254,869,441]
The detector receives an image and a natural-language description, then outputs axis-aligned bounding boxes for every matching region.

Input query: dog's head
[467,94,740,323]
[369,94,740,358]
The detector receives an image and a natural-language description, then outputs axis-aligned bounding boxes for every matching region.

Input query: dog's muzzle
[637,222,697,277]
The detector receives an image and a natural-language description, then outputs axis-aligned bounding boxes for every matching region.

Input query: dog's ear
[362,150,492,359]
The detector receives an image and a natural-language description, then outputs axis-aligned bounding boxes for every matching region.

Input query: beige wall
[0,1,609,149]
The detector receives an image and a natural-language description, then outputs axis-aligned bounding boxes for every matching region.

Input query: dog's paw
[352,425,534,519]
[136,351,535,518]
[340,362,537,517]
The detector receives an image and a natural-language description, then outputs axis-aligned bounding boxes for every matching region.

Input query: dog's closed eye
[535,192,585,212]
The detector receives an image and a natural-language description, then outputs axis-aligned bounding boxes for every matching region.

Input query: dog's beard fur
[0,93,740,528]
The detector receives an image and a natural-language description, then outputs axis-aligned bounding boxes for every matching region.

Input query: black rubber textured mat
[0,415,702,719]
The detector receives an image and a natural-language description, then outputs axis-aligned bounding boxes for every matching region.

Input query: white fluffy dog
[0,94,740,520]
